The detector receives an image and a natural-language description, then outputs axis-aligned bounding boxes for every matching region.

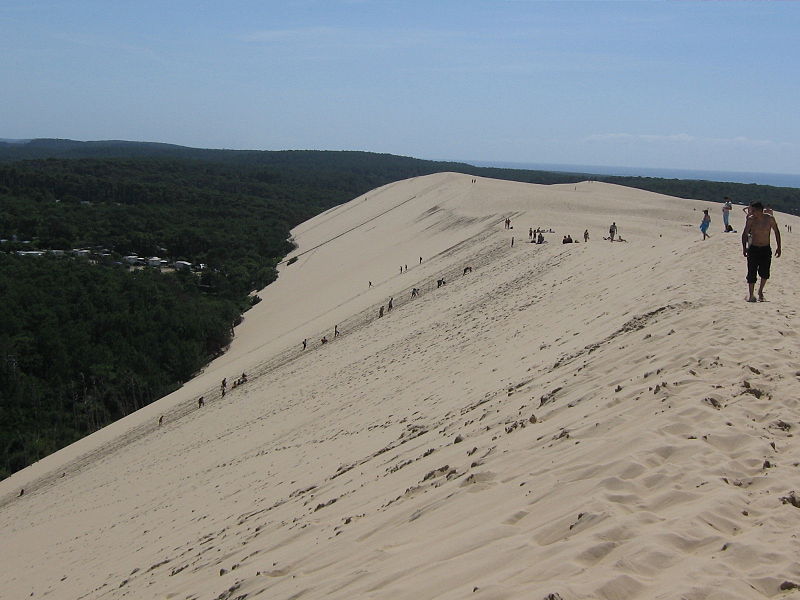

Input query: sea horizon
[463,160,800,190]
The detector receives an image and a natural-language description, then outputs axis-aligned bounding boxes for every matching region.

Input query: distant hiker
[18,488,24,497]
[388,297,393,311]
[419,256,422,264]
[722,197,732,231]
[609,222,617,242]
[529,227,533,240]
[463,266,472,275]
[437,278,446,288]
[537,233,544,244]
[584,229,589,242]
[404,264,408,272]
[221,378,227,392]
[400,266,403,274]
[198,396,204,408]
[379,306,384,318]
[511,236,514,247]
[411,288,419,298]
[321,336,328,344]
[369,281,373,288]
[241,372,247,382]
[158,415,164,426]
[302,338,307,350]
[334,325,339,337]
[700,210,711,240]
[742,202,781,302]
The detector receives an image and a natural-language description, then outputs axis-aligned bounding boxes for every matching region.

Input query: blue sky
[2,0,799,174]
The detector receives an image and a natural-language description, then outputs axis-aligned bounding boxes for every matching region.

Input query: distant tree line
[1,142,797,479]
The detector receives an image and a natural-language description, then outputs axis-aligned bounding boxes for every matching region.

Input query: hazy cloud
[238,27,341,43]
[52,33,162,63]
[585,133,790,148]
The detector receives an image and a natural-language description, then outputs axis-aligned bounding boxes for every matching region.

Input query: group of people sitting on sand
[528,227,554,240]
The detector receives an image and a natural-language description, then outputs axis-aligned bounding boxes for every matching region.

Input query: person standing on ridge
[742,202,781,302]
[609,222,617,242]
[722,197,732,231]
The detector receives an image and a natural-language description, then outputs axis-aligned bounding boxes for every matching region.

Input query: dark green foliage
[1,139,796,213]
[0,254,238,478]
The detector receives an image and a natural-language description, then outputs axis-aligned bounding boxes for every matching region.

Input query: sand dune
[2,173,799,599]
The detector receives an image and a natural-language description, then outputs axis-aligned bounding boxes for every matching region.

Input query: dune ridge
[1,173,799,599]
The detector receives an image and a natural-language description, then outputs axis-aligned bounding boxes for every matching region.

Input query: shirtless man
[742,202,781,302]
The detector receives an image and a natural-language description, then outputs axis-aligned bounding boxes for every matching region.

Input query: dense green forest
[1,140,798,479]
[0,255,240,473]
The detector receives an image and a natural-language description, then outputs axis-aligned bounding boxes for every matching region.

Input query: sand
[1,173,799,600]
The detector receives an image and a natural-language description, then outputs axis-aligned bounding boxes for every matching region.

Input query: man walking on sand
[742,202,781,302]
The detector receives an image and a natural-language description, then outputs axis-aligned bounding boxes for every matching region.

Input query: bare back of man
[742,203,781,302]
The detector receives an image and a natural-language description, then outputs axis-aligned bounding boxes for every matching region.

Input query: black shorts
[747,245,771,283]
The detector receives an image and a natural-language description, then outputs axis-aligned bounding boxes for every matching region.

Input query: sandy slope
[2,173,799,600]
